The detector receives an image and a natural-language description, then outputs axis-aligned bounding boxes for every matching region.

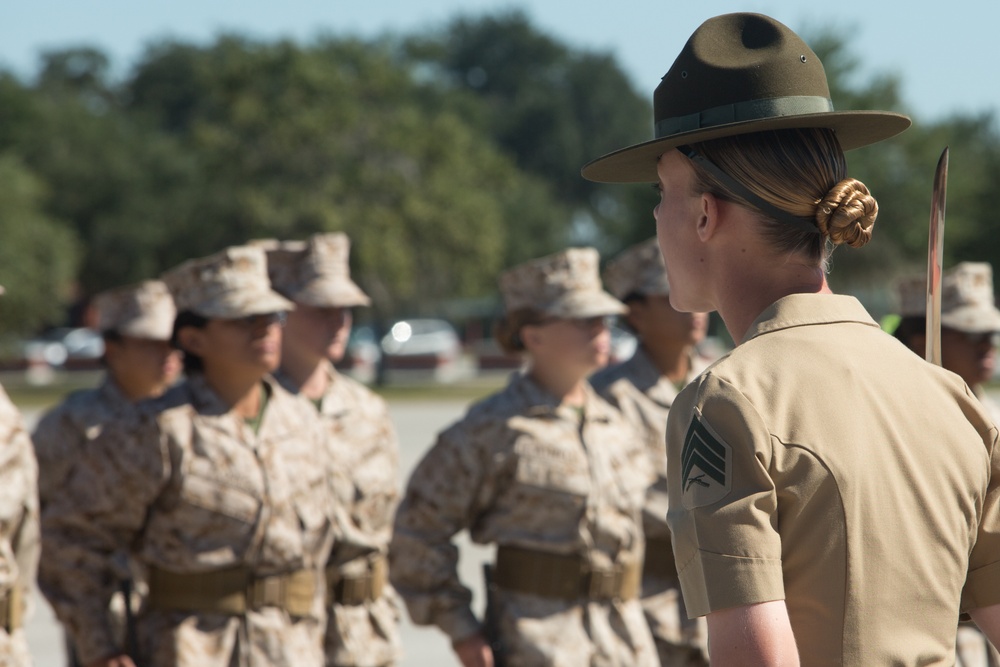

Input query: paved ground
[19,398,485,667]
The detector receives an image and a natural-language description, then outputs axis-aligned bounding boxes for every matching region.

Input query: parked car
[335,325,381,384]
[22,327,104,369]
[380,318,463,382]
[608,324,637,365]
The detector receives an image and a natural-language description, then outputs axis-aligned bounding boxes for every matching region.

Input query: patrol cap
[264,232,371,308]
[161,245,294,319]
[94,280,176,340]
[602,238,671,300]
[499,247,627,318]
[896,262,1000,334]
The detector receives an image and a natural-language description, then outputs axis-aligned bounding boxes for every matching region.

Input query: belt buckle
[250,574,285,611]
[586,568,621,601]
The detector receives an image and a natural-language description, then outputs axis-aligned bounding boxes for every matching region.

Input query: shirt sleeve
[389,418,494,643]
[30,403,83,509]
[665,373,785,618]
[962,412,1000,612]
[0,395,39,615]
[38,411,170,664]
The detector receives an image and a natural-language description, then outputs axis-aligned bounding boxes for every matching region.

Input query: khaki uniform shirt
[591,347,709,665]
[666,294,1000,666]
[391,372,658,667]
[276,364,403,667]
[0,386,39,667]
[40,374,341,667]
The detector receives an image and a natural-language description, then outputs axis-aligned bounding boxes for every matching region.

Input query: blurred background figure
[33,280,179,507]
[39,246,339,667]
[893,262,1000,423]
[391,247,657,667]
[266,233,404,667]
[591,238,710,667]
[0,282,40,667]
[32,279,179,667]
[893,262,1000,667]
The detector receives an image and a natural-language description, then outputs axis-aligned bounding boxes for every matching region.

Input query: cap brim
[545,290,628,318]
[582,111,911,183]
[197,291,295,319]
[288,280,371,309]
[942,306,1000,334]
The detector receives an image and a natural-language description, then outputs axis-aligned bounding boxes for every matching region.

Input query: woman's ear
[520,323,545,352]
[176,326,206,358]
[697,192,721,242]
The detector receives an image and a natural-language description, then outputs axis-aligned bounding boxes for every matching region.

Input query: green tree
[0,154,79,335]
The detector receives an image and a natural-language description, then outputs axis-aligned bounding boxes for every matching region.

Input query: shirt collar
[744,293,880,342]
[509,371,613,422]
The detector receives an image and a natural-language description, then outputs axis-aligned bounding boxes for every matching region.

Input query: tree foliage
[0,15,998,334]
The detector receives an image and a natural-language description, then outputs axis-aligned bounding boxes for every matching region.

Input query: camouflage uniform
[39,246,341,667]
[592,347,710,666]
[276,363,402,667]
[33,379,134,509]
[392,249,658,667]
[592,238,710,666]
[898,264,1000,667]
[267,233,403,667]
[0,385,39,667]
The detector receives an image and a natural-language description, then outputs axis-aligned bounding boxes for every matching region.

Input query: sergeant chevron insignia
[680,411,732,508]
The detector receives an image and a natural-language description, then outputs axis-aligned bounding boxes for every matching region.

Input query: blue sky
[1,0,997,125]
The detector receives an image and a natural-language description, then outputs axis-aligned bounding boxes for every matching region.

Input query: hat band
[678,145,820,236]
[655,96,834,139]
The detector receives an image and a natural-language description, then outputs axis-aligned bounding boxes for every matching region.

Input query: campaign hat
[582,13,910,183]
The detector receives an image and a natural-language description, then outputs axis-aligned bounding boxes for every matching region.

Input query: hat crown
[655,13,830,139]
[95,280,176,340]
[603,239,670,300]
[162,245,293,318]
[896,262,1000,334]
[265,232,371,308]
[500,248,626,318]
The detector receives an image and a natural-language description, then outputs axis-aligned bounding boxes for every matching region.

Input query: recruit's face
[628,294,708,349]
[284,304,352,363]
[523,315,612,376]
[654,150,713,313]
[941,328,996,388]
[105,336,182,399]
[196,312,285,375]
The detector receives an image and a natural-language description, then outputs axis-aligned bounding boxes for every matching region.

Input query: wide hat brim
[581,12,911,184]
[582,111,911,183]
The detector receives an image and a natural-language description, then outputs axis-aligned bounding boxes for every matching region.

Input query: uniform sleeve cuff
[963,559,1000,612]
[678,550,785,618]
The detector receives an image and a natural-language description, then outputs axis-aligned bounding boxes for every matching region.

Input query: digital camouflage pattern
[0,385,39,667]
[39,374,342,667]
[276,363,403,667]
[591,347,710,666]
[161,245,294,319]
[94,280,176,340]
[498,248,626,319]
[265,233,371,309]
[32,379,135,509]
[32,379,145,659]
[601,239,671,302]
[391,372,658,667]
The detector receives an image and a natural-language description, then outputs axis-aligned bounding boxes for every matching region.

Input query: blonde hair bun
[816,178,878,248]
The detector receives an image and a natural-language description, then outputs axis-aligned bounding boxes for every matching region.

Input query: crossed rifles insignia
[681,413,731,506]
